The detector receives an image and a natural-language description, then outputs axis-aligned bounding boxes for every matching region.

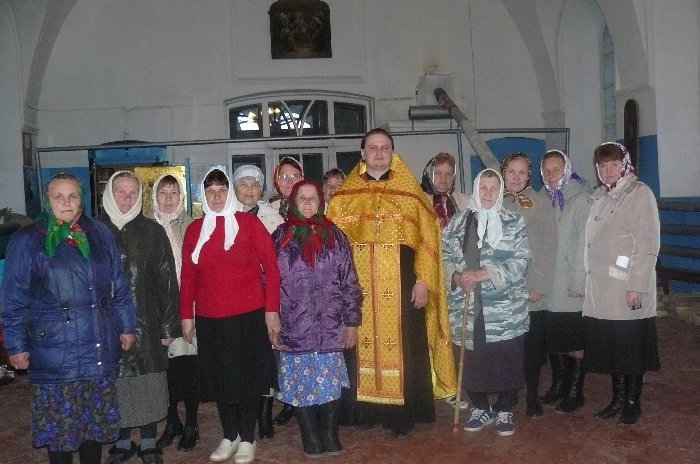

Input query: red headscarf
[278,179,335,267]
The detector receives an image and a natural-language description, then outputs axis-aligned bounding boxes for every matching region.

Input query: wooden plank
[659,244,700,260]
[660,224,700,235]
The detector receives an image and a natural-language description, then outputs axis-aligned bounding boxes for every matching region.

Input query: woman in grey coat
[583,142,660,426]
[539,150,592,413]
[500,153,557,417]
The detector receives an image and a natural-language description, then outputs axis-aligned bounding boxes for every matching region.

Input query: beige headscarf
[152,174,185,284]
[102,170,143,230]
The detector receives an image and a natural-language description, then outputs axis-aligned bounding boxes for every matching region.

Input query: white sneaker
[210,436,241,461]
[234,441,256,463]
[445,395,469,410]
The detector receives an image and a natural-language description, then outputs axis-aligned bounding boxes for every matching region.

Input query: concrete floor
[2,314,699,464]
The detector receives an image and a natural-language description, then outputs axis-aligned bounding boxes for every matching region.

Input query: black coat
[99,213,180,377]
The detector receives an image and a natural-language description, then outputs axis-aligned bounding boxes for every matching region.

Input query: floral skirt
[277,351,349,407]
[30,377,120,452]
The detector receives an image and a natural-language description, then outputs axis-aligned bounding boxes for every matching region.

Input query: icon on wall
[269,0,331,59]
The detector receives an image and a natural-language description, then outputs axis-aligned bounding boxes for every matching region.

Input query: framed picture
[269,0,331,59]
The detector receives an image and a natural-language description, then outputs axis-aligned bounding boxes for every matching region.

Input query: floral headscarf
[278,179,335,268]
[467,168,504,249]
[42,174,90,259]
[500,152,534,208]
[596,142,634,191]
[152,174,186,282]
[540,150,583,211]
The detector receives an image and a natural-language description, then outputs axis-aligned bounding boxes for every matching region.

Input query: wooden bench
[656,200,700,294]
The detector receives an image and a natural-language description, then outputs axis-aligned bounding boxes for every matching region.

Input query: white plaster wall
[36,0,545,151]
[558,0,605,183]
[0,0,26,213]
[651,0,700,197]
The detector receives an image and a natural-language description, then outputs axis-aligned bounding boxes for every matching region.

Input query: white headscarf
[151,174,186,283]
[540,150,584,210]
[191,167,241,264]
[467,168,504,249]
[232,165,265,189]
[102,170,143,230]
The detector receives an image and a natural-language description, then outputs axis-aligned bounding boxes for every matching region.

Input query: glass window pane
[269,100,328,137]
[301,152,324,184]
[229,104,262,139]
[336,151,362,175]
[334,102,366,134]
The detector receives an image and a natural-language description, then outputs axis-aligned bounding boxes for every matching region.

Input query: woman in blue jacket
[272,180,362,458]
[1,173,136,464]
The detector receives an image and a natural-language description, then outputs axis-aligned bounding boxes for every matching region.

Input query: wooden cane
[452,290,471,432]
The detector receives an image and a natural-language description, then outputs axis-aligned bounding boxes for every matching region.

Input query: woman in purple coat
[271,179,362,458]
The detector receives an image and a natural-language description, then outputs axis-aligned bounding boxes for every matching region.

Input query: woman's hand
[343,327,358,349]
[411,282,429,309]
[181,319,195,343]
[568,289,584,298]
[161,338,175,346]
[9,352,29,370]
[265,312,285,350]
[626,290,642,310]
[454,269,490,291]
[120,334,136,351]
[528,291,544,303]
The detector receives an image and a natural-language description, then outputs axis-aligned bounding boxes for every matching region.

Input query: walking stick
[452,290,471,433]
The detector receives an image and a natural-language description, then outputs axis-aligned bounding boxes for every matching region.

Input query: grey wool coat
[546,179,593,313]
[583,174,659,320]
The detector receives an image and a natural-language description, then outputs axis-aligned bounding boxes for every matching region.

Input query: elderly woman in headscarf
[179,168,280,464]
[99,171,180,464]
[148,175,200,453]
[272,179,361,458]
[500,153,557,418]
[539,150,592,414]
[421,152,468,230]
[442,168,530,437]
[582,142,660,426]
[1,173,136,464]
[231,164,283,439]
[269,157,304,219]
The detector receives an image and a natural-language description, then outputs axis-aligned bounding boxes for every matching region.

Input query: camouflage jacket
[441,208,531,348]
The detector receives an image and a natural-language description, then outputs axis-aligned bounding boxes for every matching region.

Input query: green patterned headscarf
[42,175,91,259]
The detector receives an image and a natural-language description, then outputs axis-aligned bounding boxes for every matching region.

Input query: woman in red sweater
[180,168,280,464]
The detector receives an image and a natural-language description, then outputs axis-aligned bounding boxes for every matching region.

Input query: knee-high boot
[594,374,625,420]
[295,406,324,458]
[525,362,543,417]
[258,395,275,439]
[319,400,342,455]
[540,353,569,404]
[556,356,585,413]
[618,374,643,426]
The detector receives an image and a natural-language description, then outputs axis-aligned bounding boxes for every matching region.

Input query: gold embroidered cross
[382,289,394,300]
[383,338,398,351]
[373,214,382,233]
[360,336,372,349]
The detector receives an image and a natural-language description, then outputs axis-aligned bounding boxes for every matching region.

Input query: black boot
[618,374,643,426]
[295,406,324,458]
[556,356,585,413]
[594,374,625,420]
[258,395,275,439]
[319,400,342,455]
[155,422,182,448]
[177,425,199,452]
[273,402,295,425]
[526,389,543,418]
[540,353,569,404]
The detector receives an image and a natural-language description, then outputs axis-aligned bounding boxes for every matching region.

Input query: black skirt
[462,335,525,393]
[583,316,660,375]
[524,310,547,369]
[545,310,586,352]
[196,309,277,404]
[166,355,197,401]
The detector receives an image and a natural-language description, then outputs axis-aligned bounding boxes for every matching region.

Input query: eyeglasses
[278,173,301,182]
